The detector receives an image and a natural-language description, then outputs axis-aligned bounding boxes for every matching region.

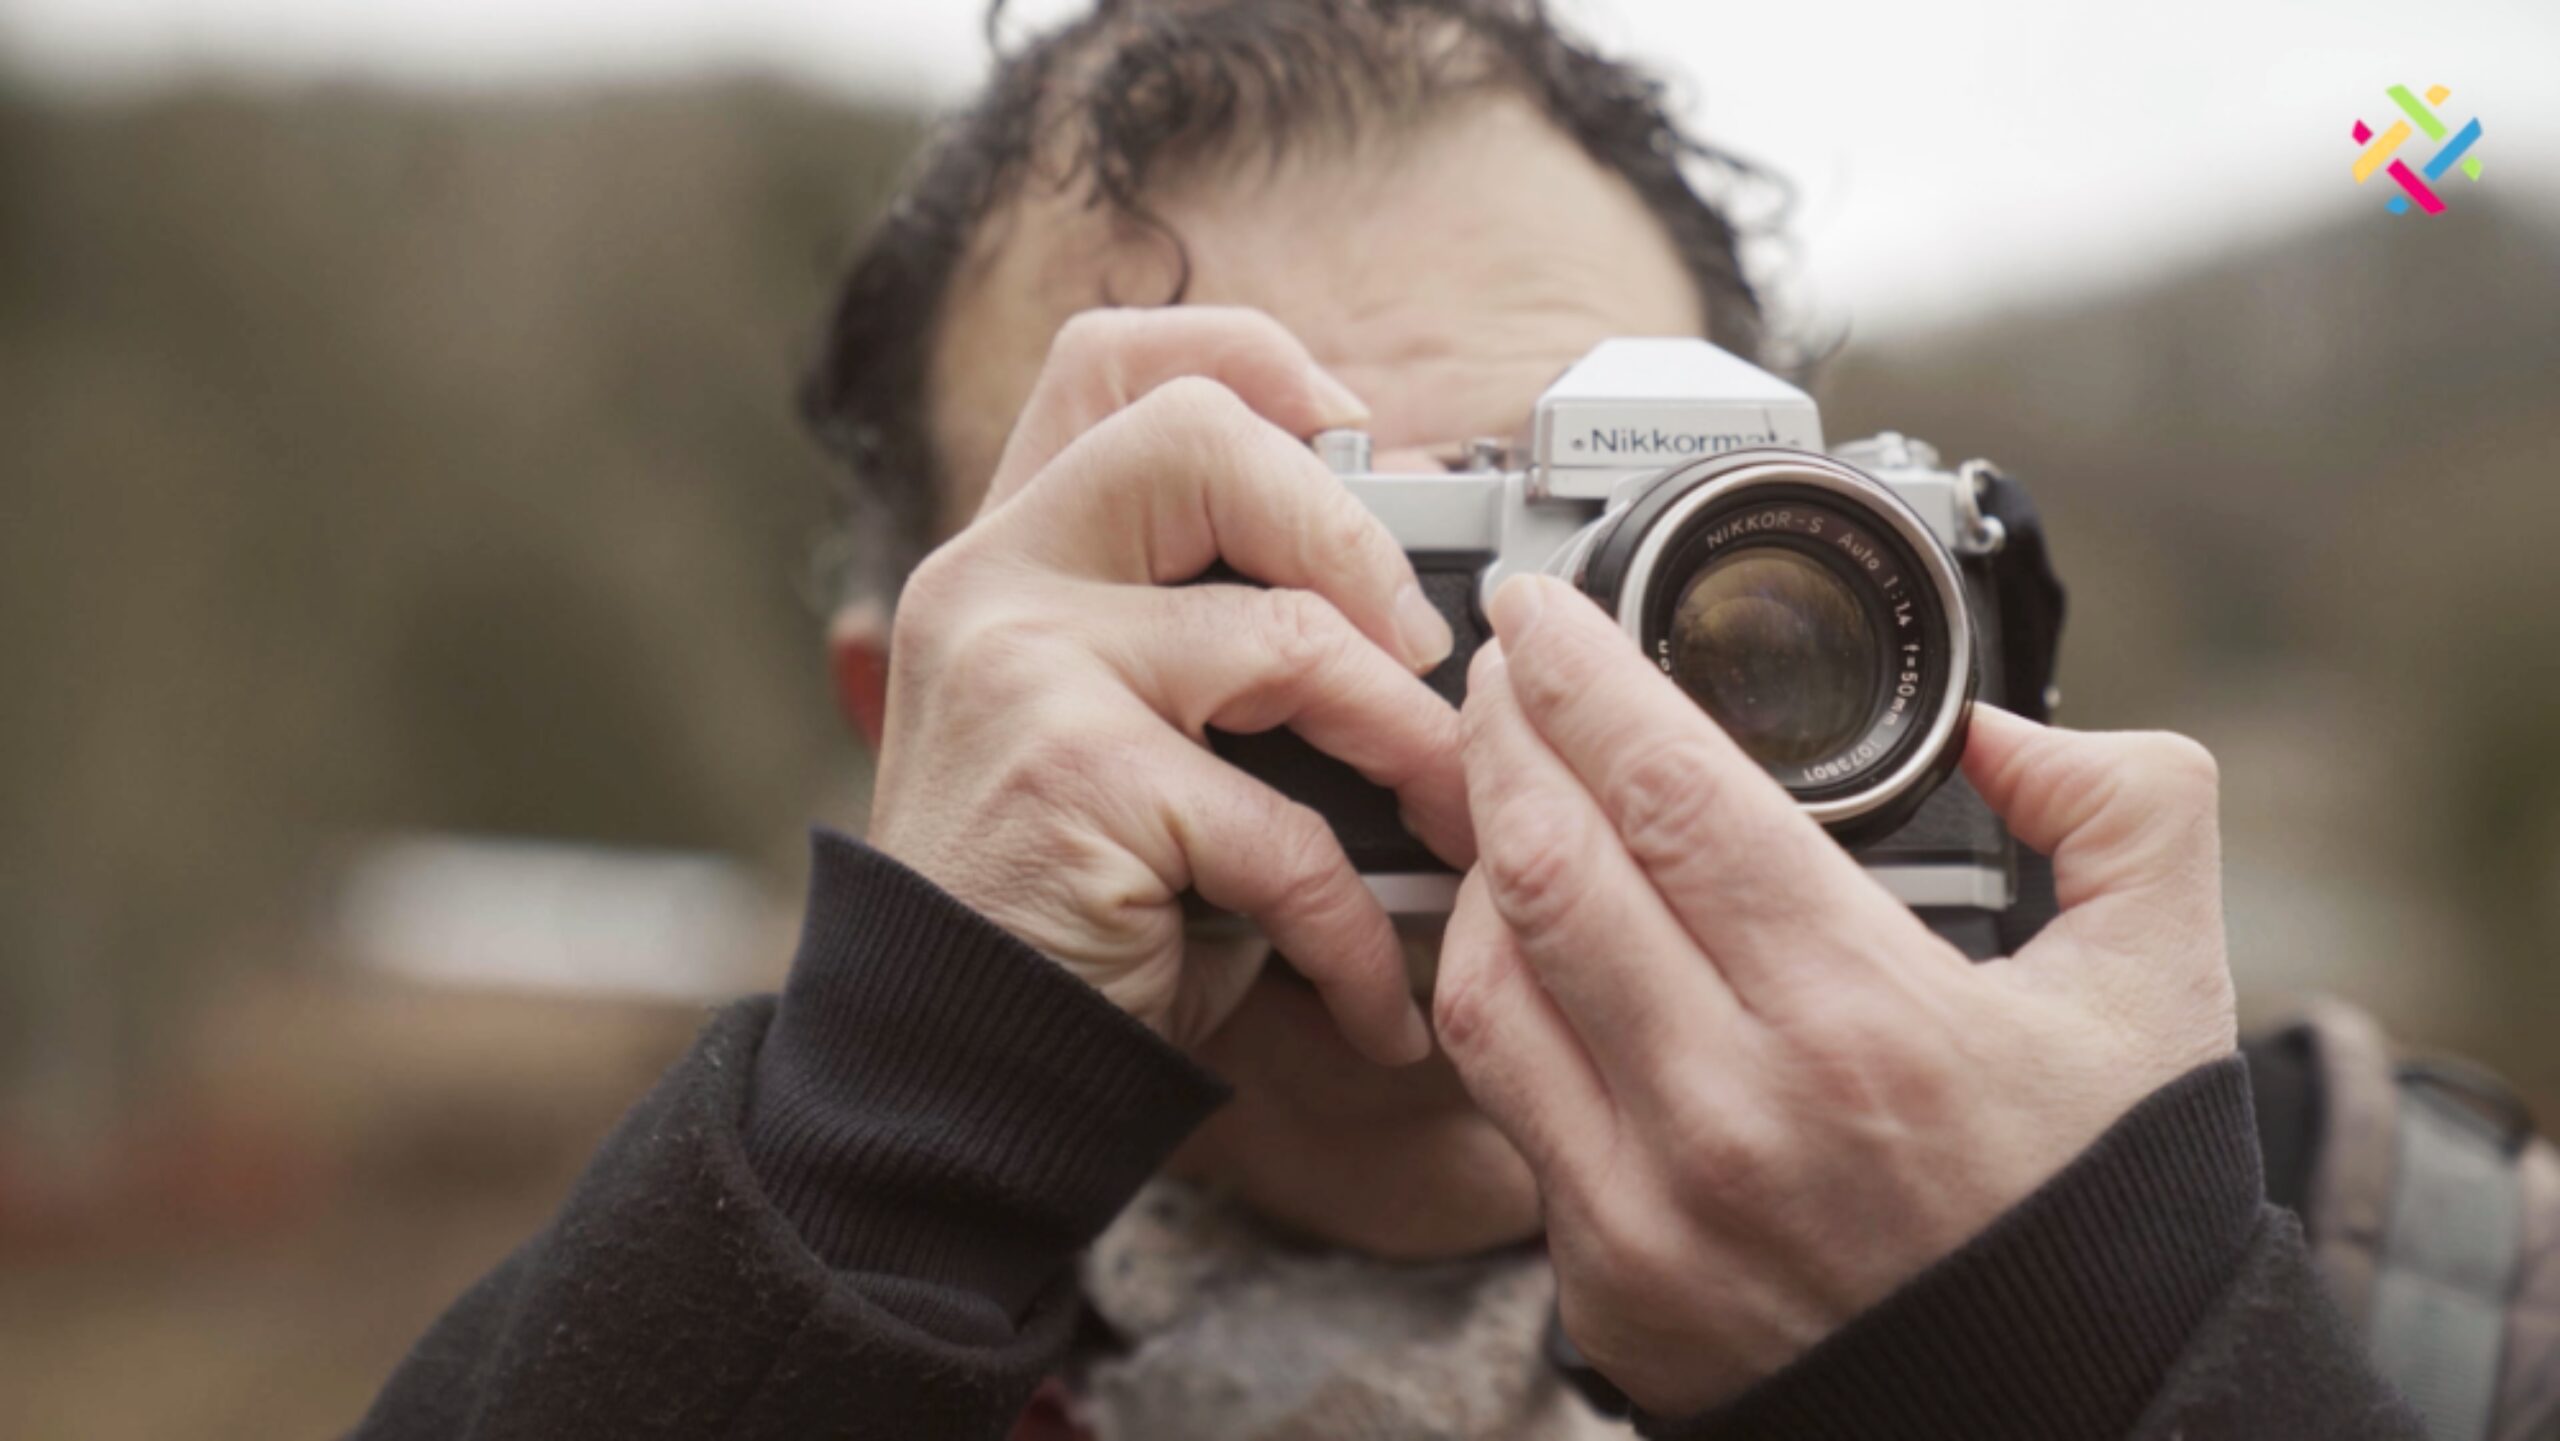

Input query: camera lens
[1572,452,1977,842]
[1667,548,1882,768]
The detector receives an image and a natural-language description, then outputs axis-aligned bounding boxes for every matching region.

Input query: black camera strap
[1973,467,2069,954]
[1977,468,2067,727]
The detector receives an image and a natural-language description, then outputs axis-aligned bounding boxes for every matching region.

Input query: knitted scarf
[1063,1180,1637,1441]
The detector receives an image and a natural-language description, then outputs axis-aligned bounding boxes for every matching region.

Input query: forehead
[928,92,1704,519]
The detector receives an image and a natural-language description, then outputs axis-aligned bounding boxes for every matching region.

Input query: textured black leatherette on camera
[1207,560,1486,875]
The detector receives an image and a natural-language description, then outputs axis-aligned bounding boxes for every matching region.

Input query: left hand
[1432,574,2238,1418]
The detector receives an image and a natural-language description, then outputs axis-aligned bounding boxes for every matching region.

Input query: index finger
[981,306,1370,514]
[1483,575,1929,994]
[985,375,1454,672]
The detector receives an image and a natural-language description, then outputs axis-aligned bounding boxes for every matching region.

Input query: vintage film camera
[1210,339,2067,959]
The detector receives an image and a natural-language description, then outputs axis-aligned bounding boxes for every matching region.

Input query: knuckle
[1501,632,1588,714]
[1258,588,1353,678]
[2136,731,2221,798]
[1143,373,1255,437]
[1128,376,1260,479]
[1578,1185,1683,1300]
[1320,489,1391,568]
[1799,1009,1931,1115]
[1604,743,1726,865]
[1659,1093,1780,1212]
[889,542,972,645]
[1479,806,1587,942]
[992,726,1120,817]
[1262,802,1352,918]
[2088,731,2222,845]
[929,607,1061,708]
[1035,851,1165,963]
[1430,958,1495,1057]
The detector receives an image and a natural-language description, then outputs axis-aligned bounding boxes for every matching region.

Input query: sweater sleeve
[1639,1057,2429,1441]
[350,830,1229,1441]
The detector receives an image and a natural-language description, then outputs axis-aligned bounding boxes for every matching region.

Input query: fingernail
[1488,575,1545,642]
[1309,368,1370,426]
[1394,582,1456,671]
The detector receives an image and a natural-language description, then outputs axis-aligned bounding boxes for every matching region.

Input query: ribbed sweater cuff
[743,830,1230,1320]
[1646,1054,2264,1441]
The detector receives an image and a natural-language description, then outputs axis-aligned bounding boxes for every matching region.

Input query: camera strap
[1976,468,2067,726]
[1974,467,2069,953]
[2368,1067,2528,1441]
[2273,1001,2552,1441]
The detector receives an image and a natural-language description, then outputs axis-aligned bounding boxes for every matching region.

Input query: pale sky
[4,0,2555,338]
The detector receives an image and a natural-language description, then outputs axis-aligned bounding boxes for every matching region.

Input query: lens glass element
[1667,547,1882,768]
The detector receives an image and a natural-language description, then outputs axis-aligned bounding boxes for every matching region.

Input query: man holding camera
[353,3,2555,1438]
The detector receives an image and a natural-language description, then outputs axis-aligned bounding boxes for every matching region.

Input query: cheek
[1193,967,1474,1118]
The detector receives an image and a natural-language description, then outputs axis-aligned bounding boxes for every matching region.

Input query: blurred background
[2,1,2554,1435]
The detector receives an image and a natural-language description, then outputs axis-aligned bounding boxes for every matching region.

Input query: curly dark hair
[800,0,1789,610]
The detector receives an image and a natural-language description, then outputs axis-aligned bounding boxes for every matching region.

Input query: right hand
[866,307,1470,1065]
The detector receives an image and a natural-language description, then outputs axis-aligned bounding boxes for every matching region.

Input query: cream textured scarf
[1075,1181,1638,1441]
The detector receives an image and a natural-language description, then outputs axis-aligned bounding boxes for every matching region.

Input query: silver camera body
[1211,339,2032,938]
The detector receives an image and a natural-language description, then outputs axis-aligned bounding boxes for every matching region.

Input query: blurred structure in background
[0,3,2554,1437]
[334,833,785,1001]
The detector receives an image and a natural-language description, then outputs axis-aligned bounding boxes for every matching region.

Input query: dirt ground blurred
[0,973,708,1441]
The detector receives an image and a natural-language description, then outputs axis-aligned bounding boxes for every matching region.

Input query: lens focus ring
[1575,451,1976,840]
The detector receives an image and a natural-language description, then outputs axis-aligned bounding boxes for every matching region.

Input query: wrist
[1640,1056,2264,1441]
[744,830,1230,1311]
[868,813,1217,1045]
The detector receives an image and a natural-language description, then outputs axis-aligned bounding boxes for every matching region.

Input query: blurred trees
[0,82,921,1111]
[1821,201,2560,1088]
[2,78,2553,1118]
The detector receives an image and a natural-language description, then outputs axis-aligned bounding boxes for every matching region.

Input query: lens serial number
[1802,740,1883,784]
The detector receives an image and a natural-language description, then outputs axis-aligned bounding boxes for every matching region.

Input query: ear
[826,601,892,752]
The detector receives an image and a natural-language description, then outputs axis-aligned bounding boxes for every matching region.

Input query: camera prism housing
[1208,339,2034,949]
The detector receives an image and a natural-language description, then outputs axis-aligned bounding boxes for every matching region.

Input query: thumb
[1959,705,2224,933]
[1960,708,2237,1074]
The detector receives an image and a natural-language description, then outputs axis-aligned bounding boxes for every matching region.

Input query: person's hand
[1432,574,2237,1417]
[866,306,1469,1065]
